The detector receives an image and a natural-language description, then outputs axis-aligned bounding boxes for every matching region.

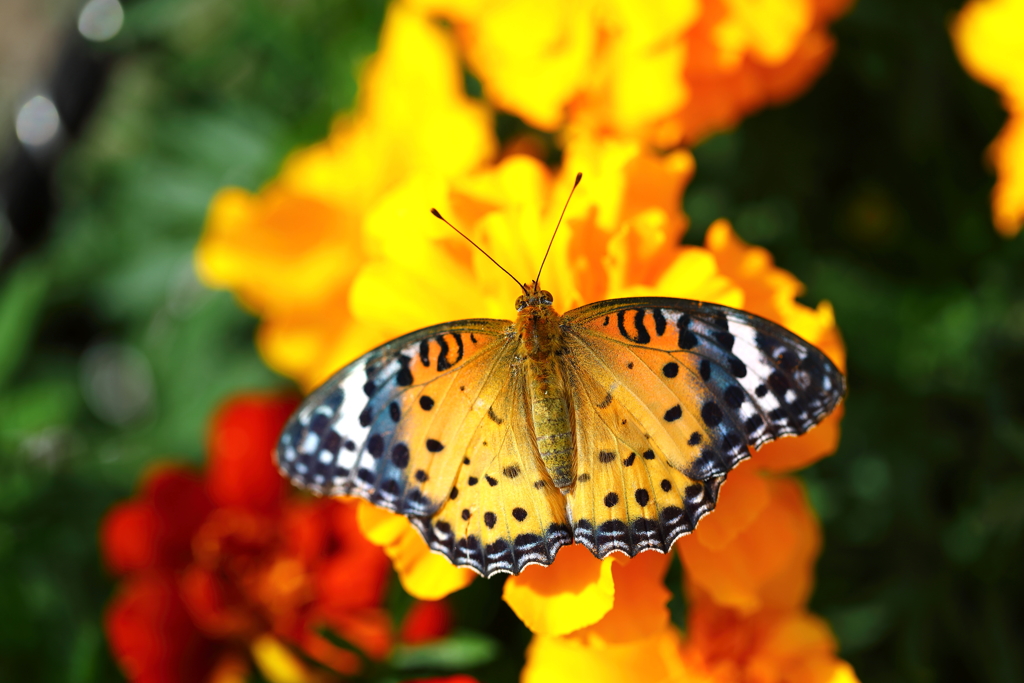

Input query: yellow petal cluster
[952,0,1024,237]
[196,0,859,680]
[407,0,852,146]
[196,3,496,387]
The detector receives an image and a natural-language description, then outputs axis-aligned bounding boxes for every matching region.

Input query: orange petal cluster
[192,0,859,679]
[100,395,398,683]
[952,0,1024,237]
[196,3,496,388]
[406,0,852,146]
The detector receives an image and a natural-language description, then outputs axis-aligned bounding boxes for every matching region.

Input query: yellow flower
[405,0,852,146]
[196,3,496,386]
[952,0,1024,237]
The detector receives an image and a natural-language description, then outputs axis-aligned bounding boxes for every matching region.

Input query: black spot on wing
[396,356,413,386]
[651,308,667,336]
[677,314,698,349]
[391,443,409,468]
[617,309,651,344]
[699,359,712,381]
[419,339,431,367]
[453,333,465,364]
[436,335,452,371]
[713,330,735,352]
[701,401,724,428]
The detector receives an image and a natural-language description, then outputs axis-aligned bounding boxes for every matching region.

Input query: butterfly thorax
[515,285,576,491]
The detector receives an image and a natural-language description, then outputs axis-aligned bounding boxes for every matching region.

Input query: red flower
[101,394,394,682]
[399,600,455,645]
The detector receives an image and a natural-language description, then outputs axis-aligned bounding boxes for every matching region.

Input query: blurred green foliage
[1,0,1021,681]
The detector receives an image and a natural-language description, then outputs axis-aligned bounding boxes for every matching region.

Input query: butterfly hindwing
[559,297,845,558]
[411,367,572,576]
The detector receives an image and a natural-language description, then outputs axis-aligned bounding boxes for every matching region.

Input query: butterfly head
[515,281,554,311]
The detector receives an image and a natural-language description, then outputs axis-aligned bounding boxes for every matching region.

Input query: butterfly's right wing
[276,319,572,577]
[559,298,845,560]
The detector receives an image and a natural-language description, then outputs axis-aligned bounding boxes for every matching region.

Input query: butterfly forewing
[559,297,845,558]
[278,319,510,512]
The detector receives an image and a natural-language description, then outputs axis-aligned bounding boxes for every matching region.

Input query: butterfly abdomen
[517,301,575,490]
[528,357,575,489]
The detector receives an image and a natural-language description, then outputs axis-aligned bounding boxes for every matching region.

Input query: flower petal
[206,395,297,512]
[679,473,821,613]
[356,502,477,600]
[502,545,617,636]
[521,624,686,683]
[570,550,673,645]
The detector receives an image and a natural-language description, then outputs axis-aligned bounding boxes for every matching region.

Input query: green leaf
[0,260,48,389]
[390,631,500,671]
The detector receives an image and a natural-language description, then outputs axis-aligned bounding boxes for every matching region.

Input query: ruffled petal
[521,624,686,683]
[679,473,820,614]
[356,502,477,600]
[502,545,616,636]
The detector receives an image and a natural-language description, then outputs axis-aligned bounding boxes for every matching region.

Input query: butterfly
[276,176,846,577]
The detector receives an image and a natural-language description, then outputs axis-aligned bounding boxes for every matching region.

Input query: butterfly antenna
[430,208,527,294]
[535,172,582,289]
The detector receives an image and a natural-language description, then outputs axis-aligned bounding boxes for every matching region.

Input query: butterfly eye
[515,295,528,311]
[539,290,553,305]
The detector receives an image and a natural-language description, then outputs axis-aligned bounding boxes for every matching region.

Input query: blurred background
[1,0,1022,682]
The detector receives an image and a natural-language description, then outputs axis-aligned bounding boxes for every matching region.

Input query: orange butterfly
[277,175,845,576]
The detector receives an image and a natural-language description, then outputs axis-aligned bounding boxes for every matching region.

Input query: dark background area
[1,0,1021,681]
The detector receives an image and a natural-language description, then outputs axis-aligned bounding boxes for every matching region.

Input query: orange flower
[101,395,393,683]
[952,0,1024,237]
[677,466,820,614]
[406,0,852,146]
[195,5,856,676]
[677,599,860,683]
[196,3,496,387]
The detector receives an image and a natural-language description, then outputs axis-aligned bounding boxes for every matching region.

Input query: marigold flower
[101,395,393,683]
[522,625,686,683]
[678,466,820,614]
[195,6,854,674]
[405,0,852,146]
[196,3,497,387]
[952,0,1024,237]
[677,599,861,683]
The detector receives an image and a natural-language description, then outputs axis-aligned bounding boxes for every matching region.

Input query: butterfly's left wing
[277,319,572,577]
[559,297,845,559]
